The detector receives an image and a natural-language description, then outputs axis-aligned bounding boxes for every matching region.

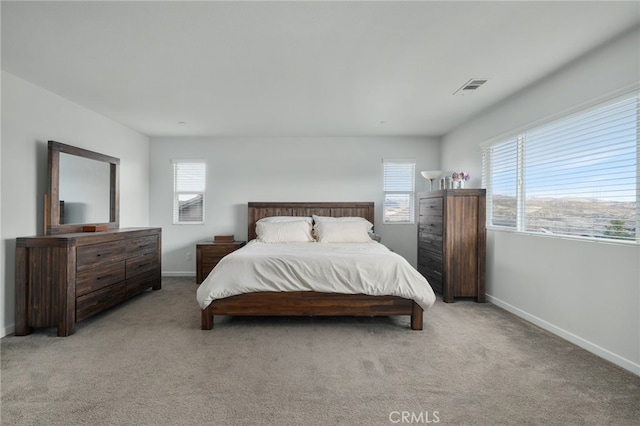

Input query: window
[172,160,206,224]
[383,159,416,224]
[482,92,638,243]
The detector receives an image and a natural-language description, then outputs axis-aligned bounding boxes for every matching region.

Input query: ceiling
[2,1,639,138]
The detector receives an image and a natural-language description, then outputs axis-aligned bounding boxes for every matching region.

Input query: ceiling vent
[454,79,488,96]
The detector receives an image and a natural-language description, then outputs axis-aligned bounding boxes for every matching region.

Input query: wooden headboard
[247,202,375,241]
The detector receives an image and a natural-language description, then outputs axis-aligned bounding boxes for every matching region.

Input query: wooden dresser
[15,227,161,336]
[196,240,246,284]
[417,190,486,303]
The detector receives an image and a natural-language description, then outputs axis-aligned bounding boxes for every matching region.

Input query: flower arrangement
[451,172,470,182]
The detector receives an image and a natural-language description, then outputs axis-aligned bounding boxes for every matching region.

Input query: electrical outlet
[186,252,192,261]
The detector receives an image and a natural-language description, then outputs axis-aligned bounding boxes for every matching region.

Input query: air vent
[454,79,488,95]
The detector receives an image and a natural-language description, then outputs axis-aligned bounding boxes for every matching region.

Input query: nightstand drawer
[203,245,240,257]
[202,257,224,269]
[200,262,220,283]
[196,240,246,284]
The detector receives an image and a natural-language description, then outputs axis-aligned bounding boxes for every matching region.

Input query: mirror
[59,153,111,224]
[46,141,119,234]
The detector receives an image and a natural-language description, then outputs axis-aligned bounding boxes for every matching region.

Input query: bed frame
[200,201,423,330]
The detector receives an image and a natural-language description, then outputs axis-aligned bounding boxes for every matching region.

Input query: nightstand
[196,240,246,284]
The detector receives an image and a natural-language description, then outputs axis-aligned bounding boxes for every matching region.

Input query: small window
[172,160,206,224]
[383,159,416,224]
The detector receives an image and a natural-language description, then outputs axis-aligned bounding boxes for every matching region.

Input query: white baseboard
[162,271,196,277]
[2,324,15,338]
[486,294,640,376]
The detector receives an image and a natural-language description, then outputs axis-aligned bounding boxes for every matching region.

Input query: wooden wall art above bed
[200,201,425,331]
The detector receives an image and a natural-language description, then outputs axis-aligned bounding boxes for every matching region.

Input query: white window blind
[383,160,416,224]
[482,92,638,242]
[483,137,519,229]
[172,160,206,224]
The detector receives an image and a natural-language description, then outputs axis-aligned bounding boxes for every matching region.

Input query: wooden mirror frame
[46,140,120,235]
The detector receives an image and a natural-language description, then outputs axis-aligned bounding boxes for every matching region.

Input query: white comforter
[196,240,436,311]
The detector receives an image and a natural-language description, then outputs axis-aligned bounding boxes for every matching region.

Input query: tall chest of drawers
[15,228,161,336]
[418,190,486,303]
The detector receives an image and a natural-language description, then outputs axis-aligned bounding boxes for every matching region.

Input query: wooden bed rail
[201,292,423,330]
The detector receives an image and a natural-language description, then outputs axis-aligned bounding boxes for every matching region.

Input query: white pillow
[312,215,373,231]
[256,220,314,243]
[257,216,313,224]
[314,221,373,243]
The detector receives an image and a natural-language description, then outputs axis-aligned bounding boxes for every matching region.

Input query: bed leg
[201,308,213,330]
[411,303,423,330]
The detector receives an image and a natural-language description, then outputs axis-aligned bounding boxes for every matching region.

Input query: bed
[197,202,436,330]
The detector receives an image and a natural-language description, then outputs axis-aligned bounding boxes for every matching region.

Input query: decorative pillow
[256,220,314,243]
[314,221,373,243]
[312,215,373,231]
[257,216,313,224]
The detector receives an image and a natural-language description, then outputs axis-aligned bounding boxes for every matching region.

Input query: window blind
[482,92,638,242]
[483,138,519,229]
[172,160,206,224]
[524,96,637,239]
[383,160,416,224]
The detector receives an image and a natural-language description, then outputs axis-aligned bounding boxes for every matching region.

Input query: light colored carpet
[2,277,639,425]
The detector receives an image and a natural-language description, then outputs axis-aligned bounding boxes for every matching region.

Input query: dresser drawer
[419,220,443,236]
[418,232,443,253]
[421,268,442,294]
[419,197,443,216]
[126,235,158,257]
[76,261,126,297]
[76,241,125,271]
[126,251,159,279]
[419,248,443,265]
[76,282,126,322]
[419,251,443,271]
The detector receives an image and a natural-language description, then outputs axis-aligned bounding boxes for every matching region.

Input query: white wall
[149,136,440,274]
[0,71,151,337]
[441,27,640,374]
